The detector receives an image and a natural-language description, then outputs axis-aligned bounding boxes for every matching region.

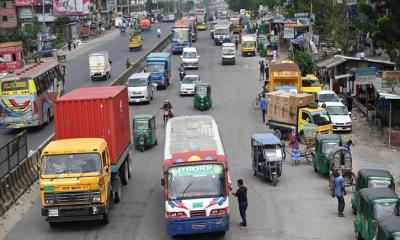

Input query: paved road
[4,30,358,240]
[0,24,172,151]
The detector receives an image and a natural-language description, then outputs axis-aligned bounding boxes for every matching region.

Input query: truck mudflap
[42,204,105,222]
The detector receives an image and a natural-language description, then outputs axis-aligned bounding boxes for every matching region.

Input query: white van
[127,72,154,103]
[89,51,111,81]
[222,42,235,65]
[181,47,200,69]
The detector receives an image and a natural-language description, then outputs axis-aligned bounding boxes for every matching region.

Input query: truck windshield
[243,42,254,48]
[1,79,29,92]
[373,202,398,220]
[146,64,165,73]
[312,112,331,126]
[223,48,235,55]
[128,78,147,87]
[42,153,101,175]
[319,93,339,102]
[42,40,55,50]
[167,164,226,200]
[302,79,321,87]
[215,28,228,35]
[172,30,189,42]
[326,106,348,115]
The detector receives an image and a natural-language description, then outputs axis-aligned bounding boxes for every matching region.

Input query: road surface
[0,24,172,151]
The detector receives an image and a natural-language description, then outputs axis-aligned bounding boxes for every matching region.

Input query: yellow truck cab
[128,34,143,51]
[301,74,323,93]
[241,34,256,57]
[297,107,333,136]
[40,138,113,225]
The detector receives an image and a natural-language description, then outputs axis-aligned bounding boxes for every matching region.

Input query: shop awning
[378,91,400,100]
[316,56,347,69]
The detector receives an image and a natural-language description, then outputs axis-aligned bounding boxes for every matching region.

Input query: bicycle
[252,94,261,110]
[301,137,315,164]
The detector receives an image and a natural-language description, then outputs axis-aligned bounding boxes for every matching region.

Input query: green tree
[145,0,153,12]
[294,51,315,76]
[184,0,194,12]
[356,0,400,66]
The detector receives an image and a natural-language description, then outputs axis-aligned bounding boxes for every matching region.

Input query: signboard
[283,27,294,39]
[53,0,89,16]
[169,164,222,177]
[18,7,33,18]
[383,71,400,81]
[0,41,24,71]
[284,18,310,28]
[355,68,376,85]
[273,71,300,78]
[15,0,38,6]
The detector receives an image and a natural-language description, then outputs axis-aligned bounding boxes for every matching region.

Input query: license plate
[57,185,90,191]
[48,209,59,217]
[192,223,206,229]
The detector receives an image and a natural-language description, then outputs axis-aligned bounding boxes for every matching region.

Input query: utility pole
[309,0,313,54]
[42,0,46,31]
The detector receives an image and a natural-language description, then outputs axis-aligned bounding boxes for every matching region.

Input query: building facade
[0,0,18,34]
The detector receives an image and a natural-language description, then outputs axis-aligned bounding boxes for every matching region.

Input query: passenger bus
[182,16,198,42]
[171,20,192,54]
[0,59,65,128]
[162,115,230,237]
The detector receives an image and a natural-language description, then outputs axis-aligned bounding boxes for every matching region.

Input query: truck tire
[48,222,60,228]
[127,156,132,179]
[120,160,129,185]
[102,191,112,224]
[114,175,122,203]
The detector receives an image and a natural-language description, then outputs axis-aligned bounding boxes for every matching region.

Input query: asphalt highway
[3,29,356,240]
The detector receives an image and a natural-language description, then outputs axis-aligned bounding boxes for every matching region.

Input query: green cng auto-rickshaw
[132,114,158,151]
[194,83,212,111]
[376,216,400,240]
[251,133,285,186]
[313,134,342,176]
[328,147,354,196]
[354,188,399,240]
[351,168,395,215]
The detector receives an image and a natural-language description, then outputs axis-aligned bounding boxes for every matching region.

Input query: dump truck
[40,86,133,226]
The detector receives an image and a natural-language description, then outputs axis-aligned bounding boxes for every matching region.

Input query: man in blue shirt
[334,170,346,217]
[260,94,267,123]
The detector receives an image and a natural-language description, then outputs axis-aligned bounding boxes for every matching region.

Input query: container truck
[145,52,171,89]
[40,86,133,226]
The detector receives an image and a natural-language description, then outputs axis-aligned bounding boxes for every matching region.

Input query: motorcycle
[161,108,173,123]
[179,70,186,81]
[157,32,161,38]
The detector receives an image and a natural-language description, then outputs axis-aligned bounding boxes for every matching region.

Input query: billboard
[53,0,89,16]
[355,68,376,85]
[15,0,38,7]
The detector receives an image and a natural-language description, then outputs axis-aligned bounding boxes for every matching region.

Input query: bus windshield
[215,28,228,35]
[172,30,189,42]
[42,153,101,175]
[167,164,226,200]
[1,79,29,92]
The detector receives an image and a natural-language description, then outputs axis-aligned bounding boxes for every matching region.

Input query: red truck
[40,86,132,225]
[139,18,151,31]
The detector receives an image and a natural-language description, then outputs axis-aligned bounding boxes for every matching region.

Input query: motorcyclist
[179,63,186,81]
[126,58,131,69]
[161,100,173,122]
[157,28,161,37]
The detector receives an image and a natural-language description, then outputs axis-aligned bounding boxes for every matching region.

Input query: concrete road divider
[0,34,171,218]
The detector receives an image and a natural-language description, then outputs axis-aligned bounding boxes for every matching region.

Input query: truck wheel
[101,192,112,224]
[120,160,129,185]
[127,156,132,179]
[114,176,122,203]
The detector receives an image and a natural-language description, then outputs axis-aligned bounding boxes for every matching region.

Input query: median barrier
[0,34,171,218]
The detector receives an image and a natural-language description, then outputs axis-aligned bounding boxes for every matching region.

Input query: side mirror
[348,112,352,116]
[180,56,183,59]
[161,178,165,186]
[339,98,343,101]
[197,55,200,59]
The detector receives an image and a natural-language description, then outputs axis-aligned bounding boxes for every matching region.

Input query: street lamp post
[42,0,45,30]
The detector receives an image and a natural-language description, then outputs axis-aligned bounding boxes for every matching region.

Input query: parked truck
[39,86,132,226]
[266,91,333,141]
[145,52,171,89]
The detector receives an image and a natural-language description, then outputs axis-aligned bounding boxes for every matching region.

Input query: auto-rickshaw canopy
[377,216,400,239]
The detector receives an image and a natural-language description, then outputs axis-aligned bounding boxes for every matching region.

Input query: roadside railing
[0,131,27,180]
